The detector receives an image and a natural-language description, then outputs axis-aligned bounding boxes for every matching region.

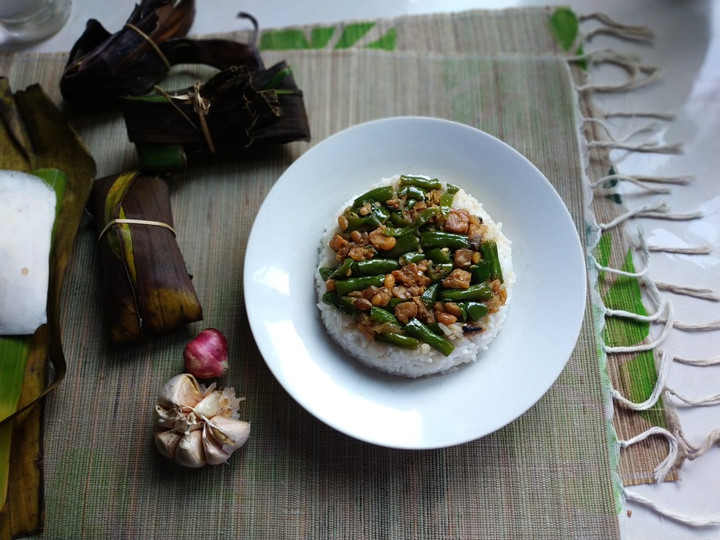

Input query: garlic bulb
[153,373,250,467]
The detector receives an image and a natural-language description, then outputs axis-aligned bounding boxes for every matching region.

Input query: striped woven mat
[2,7,682,538]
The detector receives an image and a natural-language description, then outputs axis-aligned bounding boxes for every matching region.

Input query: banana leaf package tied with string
[0,79,96,536]
[60,0,264,103]
[89,170,203,343]
[120,61,311,167]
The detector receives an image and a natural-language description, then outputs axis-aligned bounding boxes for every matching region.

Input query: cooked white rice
[316,174,514,378]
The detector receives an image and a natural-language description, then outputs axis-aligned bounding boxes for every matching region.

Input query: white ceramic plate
[244,117,586,449]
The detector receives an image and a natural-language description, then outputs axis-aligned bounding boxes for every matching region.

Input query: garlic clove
[201,424,232,465]
[174,430,206,468]
[154,429,182,459]
[158,373,204,408]
[154,404,181,429]
[215,387,244,419]
[206,415,251,452]
[192,391,222,419]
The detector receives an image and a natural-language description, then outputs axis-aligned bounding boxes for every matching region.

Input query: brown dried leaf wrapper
[121,61,311,162]
[89,171,203,343]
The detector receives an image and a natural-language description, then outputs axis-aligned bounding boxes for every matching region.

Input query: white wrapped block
[0,170,56,335]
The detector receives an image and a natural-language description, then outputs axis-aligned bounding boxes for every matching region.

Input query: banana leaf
[121,61,311,168]
[0,80,96,537]
[60,0,265,104]
[88,170,203,343]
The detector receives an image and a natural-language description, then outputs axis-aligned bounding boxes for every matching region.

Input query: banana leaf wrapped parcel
[60,0,196,102]
[89,170,202,343]
[60,0,264,104]
[120,61,310,167]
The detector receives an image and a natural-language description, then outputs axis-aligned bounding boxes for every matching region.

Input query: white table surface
[3,1,718,538]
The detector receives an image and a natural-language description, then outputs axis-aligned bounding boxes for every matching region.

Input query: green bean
[369,307,400,325]
[353,258,400,275]
[353,185,394,207]
[427,262,453,281]
[404,318,455,356]
[398,184,427,201]
[439,184,460,208]
[399,175,442,190]
[470,260,492,283]
[381,233,420,259]
[319,267,334,281]
[463,302,489,322]
[420,282,440,307]
[345,212,382,232]
[330,257,354,278]
[335,274,385,296]
[438,282,494,302]
[425,247,451,263]
[389,211,413,227]
[480,241,503,283]
[399,251,425,265]
[383,226,415,237]
[321,292,356,315]
[413,207,441,227]
[420,230,470,249]
[374,332,420,349]
[370,202,391,224]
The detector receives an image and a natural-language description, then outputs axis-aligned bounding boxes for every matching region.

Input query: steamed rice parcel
[316,174,514,378]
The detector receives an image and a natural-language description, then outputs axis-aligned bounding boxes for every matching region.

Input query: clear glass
[0,0,71,49]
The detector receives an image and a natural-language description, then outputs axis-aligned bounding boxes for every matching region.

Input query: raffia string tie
[98,218,176,242]
[189,81,216,153]
[124,22,171,69]
[154,82,217,153]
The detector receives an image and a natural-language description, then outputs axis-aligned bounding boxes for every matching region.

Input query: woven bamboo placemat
[0,7,660,538]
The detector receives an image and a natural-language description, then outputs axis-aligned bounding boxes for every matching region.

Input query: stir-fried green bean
[369,306,400,325]
[426,247,451,263]
[399,251,425,265]
[439,184,460,208]
[334,274,385,296]
[398,184,426,201]
[404,318,455,356]
[399,174,442,190]
[321,292,357,315]
[463,302,489,321]
[374,332,421,349]
[480,240,503,283]
[438,282,494,302]
[420,230,470,249]
[353,185,394,207]
[344,212,382,232]
[381,233,420,258]
[413,207,441,227]
[427,262,453,281]
[420,282,440,307]
[353,258,400,275]
[330,257,354,278]
[470,260,491,283]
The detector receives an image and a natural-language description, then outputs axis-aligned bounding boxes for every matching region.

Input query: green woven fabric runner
[0,7,640,538]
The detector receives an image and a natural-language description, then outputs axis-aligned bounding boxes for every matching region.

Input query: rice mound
[316,175,515,378]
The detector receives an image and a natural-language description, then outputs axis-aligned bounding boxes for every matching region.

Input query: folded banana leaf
[60,0,265,103]
[89,170,203,343]
[0,79,96,538]
[120,61,311,168]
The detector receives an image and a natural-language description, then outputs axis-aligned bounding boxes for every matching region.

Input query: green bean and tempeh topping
[320,175,508,356]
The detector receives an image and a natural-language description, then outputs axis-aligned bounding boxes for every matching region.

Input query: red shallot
[183,328,229,379]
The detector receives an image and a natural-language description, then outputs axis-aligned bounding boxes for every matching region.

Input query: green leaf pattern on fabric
[549,8,587,70]
[549,8,579,51]
[260,22,396,51]
[598,235,667,426]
